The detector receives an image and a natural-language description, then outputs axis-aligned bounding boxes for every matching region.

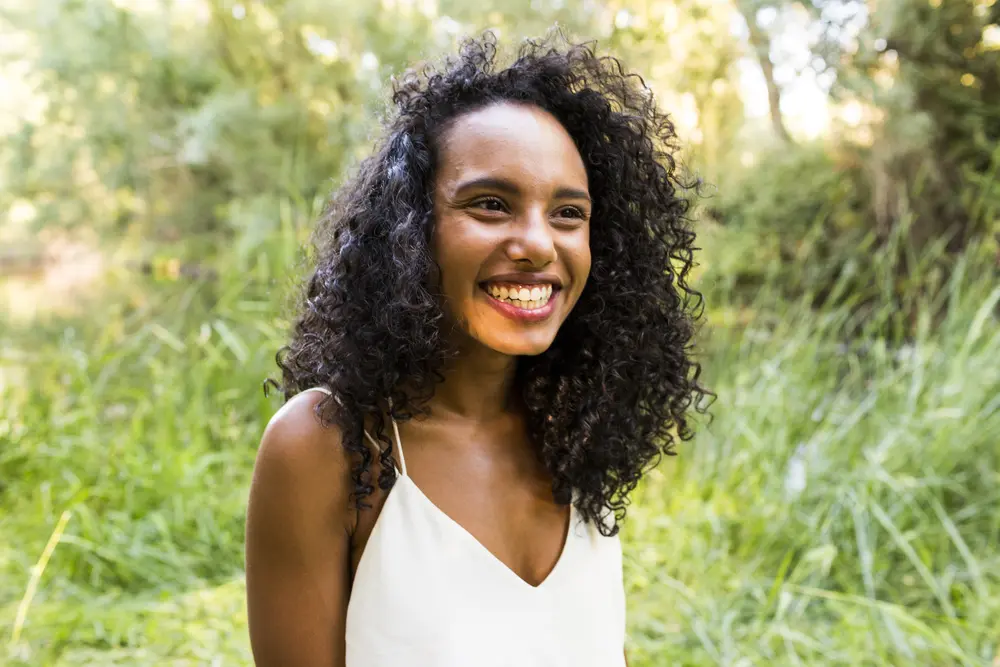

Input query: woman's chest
[349,435,568,587]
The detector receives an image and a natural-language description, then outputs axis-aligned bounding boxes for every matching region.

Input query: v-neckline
[396,475,574,591]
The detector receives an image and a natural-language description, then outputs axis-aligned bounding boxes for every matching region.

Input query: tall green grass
[1,230,997,666]
[625,249,1000,665]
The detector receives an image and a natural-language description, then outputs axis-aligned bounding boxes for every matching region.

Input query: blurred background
[1,0,998,665]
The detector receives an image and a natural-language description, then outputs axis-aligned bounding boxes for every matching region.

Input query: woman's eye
[471,197,507,213]
[556,207,585,219]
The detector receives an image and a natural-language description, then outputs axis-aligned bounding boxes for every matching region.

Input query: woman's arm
[246,392,355,667]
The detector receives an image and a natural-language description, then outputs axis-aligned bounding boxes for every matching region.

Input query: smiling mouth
[479,282,558,310]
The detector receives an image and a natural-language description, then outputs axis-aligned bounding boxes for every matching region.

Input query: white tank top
[302,387,626,666]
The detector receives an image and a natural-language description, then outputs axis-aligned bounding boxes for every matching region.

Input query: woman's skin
[246,102,627,666]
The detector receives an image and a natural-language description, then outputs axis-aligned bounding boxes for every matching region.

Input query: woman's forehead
[436,103,588,190]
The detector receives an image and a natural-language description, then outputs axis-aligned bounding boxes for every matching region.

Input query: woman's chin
[460,316,560,357]
[480,335,556,358]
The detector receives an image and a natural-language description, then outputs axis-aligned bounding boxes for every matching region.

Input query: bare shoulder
[261,389,341,455]
[254,389,353,505]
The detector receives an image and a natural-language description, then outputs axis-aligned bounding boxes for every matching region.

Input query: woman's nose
[506,208,557,266]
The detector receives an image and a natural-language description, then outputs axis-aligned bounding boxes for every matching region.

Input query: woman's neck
[426,344,519,422]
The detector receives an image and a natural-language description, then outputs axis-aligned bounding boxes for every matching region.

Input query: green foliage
[2,0,446,252]
[702,0,1000,317]
[624,248,1000,665]
[1,0,742,257]
[708,136,999,333]
[838,0,1000,250]
[709,142,865,293]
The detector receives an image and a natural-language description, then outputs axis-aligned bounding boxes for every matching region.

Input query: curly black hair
[270,30,713,537]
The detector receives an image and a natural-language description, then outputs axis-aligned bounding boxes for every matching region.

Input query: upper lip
[481,272,564,289]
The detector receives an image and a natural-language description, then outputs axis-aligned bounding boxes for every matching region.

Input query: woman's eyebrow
[554,187,592,203]
[453,176,591,202]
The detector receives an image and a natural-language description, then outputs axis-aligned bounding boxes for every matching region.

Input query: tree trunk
[743,10,794,144]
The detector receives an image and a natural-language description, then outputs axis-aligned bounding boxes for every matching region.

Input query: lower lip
[481,288,558,322]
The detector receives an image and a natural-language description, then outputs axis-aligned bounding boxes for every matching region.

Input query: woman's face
[431,102,592,357]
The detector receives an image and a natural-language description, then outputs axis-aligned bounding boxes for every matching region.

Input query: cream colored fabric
[303,387,627,667]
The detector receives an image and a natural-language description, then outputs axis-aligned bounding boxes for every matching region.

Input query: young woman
[245,32,710,667]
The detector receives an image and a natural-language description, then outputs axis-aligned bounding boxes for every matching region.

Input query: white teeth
[484,283,557,309]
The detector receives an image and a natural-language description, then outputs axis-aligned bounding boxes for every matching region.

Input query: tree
[736,0,794,143]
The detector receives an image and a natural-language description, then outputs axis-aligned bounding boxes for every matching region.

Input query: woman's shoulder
[253,388,354,525]
[260,387,341,457]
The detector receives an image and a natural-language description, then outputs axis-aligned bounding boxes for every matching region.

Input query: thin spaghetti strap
[361,430,381,452]
[389,416,407,477]
[303,387,404,476]
[387,397,408,477]
[361,424,405,477]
